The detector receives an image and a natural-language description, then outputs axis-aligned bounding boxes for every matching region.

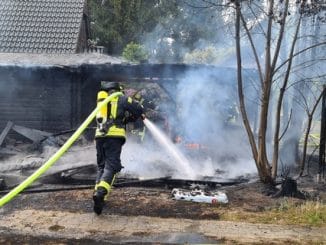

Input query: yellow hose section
[0,92,122,207]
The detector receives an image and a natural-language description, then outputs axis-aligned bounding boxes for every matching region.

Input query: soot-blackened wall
[0,63,258,140]
[0,65,96,135]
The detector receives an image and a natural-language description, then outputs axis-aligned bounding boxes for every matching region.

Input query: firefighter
[130,89,160,142]
[130,91,147,142]
[93,81,145,215]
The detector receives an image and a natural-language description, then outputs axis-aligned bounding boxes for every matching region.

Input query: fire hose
[0,92,123,207]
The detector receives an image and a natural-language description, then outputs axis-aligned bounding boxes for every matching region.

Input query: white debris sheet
[171,188,228,204]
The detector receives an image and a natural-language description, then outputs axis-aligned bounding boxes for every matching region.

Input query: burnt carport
[0,53,258,138]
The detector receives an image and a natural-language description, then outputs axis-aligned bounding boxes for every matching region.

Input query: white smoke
[119,67,258,180]
[173,68,256,178]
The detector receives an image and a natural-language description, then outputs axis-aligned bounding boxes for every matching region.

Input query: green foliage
[184,46,235,65]
[122,42,148,62]
[88,0,178,55]
[88,0,226,61]
[184,46,219,64]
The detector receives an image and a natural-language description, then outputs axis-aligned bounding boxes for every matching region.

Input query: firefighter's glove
[141,114,146,120]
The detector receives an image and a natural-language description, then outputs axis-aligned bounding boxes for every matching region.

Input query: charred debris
[0,57,254,197]
[0,121,249,193]
[0,123,250,197]
[0,124,315,202]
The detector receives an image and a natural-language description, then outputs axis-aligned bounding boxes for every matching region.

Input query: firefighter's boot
[93,186,107,215]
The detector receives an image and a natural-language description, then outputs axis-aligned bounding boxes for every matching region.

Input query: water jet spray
[143,118,196,179]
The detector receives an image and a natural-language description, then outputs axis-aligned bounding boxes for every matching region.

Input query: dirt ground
[0,178,325,244]
[0,138,325,244]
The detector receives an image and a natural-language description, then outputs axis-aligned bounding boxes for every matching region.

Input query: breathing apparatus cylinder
[96,90,108,133]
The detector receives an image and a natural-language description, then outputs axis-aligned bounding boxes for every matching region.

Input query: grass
[221,199,326,226]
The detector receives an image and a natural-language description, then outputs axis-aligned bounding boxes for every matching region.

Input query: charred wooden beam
[12,124,51,143]
[0,176,248,194]
[39,174,248,189]
[80,63,241,84]
[0,63,248,84]
[0,121,13,147]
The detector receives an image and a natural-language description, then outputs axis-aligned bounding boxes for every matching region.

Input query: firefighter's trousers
[95,137,125,186]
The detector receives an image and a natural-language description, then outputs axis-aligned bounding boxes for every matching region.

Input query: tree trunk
[256,0,274,184]
[271,10,302,178]
[235,1,258,166]
[319,86,326,179]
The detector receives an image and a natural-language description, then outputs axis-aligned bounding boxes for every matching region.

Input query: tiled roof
[0,0,86,54]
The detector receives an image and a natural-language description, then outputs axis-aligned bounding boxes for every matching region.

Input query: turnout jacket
[95,92,144,139]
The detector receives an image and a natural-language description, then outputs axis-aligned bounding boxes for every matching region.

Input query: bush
[183,46,234,65]
[122,42,148,63]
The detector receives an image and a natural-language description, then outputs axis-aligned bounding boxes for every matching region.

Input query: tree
[232,0,326,184]
[142,1,228,62]
[88,0,179,55]
[89,0,231,61]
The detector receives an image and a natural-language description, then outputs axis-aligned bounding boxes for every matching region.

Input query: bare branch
[299,89,324,176]
[240,11,264,85]
[182,1,215,9]
[183,0,229,9]
[248,2,268,38]
[297,87,310,114]
[250,1,269,17]
[202,0,231,8]
[286,74,326,90]
[273,58,326,82]
[279,109,292,141]
[274,41,326,75]
[271,0,289,74]
[291,58,326,72]
[287,85,309,112]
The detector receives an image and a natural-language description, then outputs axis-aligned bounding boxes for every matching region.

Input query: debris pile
[172,187,228,204]
[0,121,91,191]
